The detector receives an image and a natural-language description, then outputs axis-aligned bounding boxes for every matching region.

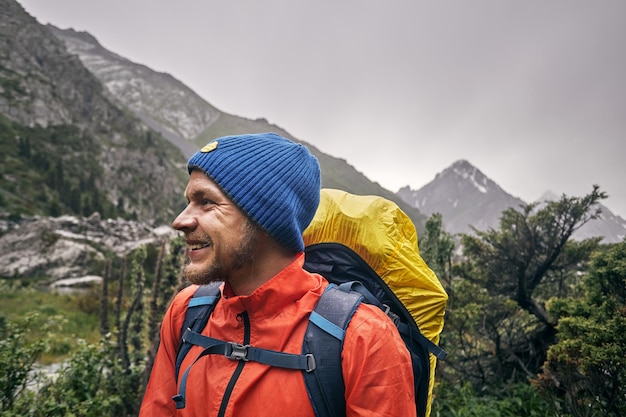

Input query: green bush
[0,313,50,414]
[0,238,184,416]
[22,338,140,417]
[538,240,626,417]
[432,381,552,417]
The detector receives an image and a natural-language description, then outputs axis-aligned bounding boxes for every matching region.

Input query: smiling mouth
[188,242,212,251]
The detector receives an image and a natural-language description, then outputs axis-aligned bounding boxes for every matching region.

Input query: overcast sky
[16,0,626,217]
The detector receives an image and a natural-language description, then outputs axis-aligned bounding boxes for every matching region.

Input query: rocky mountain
[397,160,626,243]
[0,214,175,281]
[46,26,218,158]
[0,0,185,224]
[48,25,427,229]
[398,160,526,235]
[0,0,429,282]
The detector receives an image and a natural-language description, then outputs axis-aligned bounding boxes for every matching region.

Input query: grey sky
[16,0,626,217]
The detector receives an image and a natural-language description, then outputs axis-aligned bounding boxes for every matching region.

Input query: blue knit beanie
[187,132,321,253]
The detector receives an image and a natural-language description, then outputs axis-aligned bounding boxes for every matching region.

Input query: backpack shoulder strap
[173,281,318,410]
[174,282,222,382]
[302,283,363,417]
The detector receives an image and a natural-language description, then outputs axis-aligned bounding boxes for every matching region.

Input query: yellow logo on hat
[201,141,219,153]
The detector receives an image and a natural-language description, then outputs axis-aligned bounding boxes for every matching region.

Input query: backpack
[172,189,448,417]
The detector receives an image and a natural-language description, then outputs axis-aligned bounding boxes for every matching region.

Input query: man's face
[172,170,258,285]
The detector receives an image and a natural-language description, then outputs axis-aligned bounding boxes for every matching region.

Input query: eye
[202,199,216,206]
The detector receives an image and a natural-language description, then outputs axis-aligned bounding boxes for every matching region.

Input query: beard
[183,220,258,285]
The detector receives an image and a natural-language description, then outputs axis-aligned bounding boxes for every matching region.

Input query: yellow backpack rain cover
[303,188,448,417]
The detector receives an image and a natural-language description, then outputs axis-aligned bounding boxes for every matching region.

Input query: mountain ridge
[1,0,185,224]
[398,159,526,235]
[46,26,222,143]
[49,24,428,229]
[397,160,626,243]
[3,0,619,247]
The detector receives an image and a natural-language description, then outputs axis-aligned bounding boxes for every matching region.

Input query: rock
[50,275,103,289]
[0,214,178,280]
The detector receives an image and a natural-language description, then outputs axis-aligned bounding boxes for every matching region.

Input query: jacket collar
[220,253,320,318]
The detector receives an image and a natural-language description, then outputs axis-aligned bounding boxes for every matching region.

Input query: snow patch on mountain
[453,162,488,193]
[398,161,626,243]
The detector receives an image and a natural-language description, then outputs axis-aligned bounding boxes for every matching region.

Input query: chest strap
[172,328,316,409]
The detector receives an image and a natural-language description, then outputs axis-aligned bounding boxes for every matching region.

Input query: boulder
[0,213,177,280]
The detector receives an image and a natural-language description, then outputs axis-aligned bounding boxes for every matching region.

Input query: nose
[172,206,197,232]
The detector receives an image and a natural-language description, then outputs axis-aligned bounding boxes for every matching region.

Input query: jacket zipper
[217,311,250,417]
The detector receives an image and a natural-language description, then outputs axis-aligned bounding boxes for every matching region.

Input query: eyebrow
[187,189,206,200]
[186,186,223,203]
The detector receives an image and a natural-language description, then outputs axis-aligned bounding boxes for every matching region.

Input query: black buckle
[225,342,250,361]
[382,303,391,315]
[382,304,401,326]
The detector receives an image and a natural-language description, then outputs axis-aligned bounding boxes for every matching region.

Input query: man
[139,132,416,416]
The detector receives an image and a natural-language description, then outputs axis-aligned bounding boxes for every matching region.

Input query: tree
[17,136,31,159]
[420,213,455,290]
[1,239,186,417]
[538,240,626,416]
[450,186,606,388]
[141,236,187,388]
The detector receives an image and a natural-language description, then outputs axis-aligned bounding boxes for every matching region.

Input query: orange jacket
[139,254,417,417]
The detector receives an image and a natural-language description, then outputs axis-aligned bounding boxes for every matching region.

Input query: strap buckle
[181,327,192,344]
[305,353,316,372]
[225,342,250,361]
[382,303,401,326]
